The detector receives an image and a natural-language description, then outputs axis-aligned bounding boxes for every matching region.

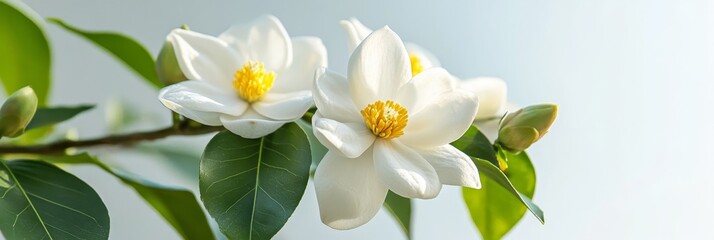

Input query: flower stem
[0,124,224,155]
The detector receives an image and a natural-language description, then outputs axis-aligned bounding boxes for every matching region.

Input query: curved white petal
[373,139,441,199]
[220,109,286,138]
[396,67,456,113]
[169,29,241,89]
[313,68,362,123]
[401,90,479,148]
[314,150,388,230]
[312,112,375,158]
[460,77,507,120]
[416,145,481,189]
[340,18,373,53]
[158,81,248,125]
[219,15,292,71]
[405,43,440,69]
[252,90,312,121]
[348,27,411,108]
[272,37,327,93]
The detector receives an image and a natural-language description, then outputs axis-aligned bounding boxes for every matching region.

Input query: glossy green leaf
[451,125,498,166]
[49,153,215,240]
[0,160,109,239]
[200,123,311,240]
[463,152,539,240]
[0,1,51,105]
[296,119,328,173]
[26,105,94,130]
[383,191,412,239]
[47,18,162,89]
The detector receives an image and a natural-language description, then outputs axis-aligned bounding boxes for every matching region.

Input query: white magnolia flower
[313,27,481,230]
[158,15,327,138]
[341,18,507,120]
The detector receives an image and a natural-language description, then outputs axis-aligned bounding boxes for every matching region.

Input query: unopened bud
[0,87,38,138]
[155,38,187,86]
[497,104,557,152]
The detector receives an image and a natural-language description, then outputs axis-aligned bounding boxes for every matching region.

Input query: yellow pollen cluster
[233,61,275,102]
[409,53,424,77]
[361,100,408,139]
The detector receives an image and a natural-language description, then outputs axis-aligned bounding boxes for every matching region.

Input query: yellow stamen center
[361,100,408,139]
[233,61,275,102]
[409,53,424,77]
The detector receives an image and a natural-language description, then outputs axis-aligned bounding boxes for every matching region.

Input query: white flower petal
[348,27,411,108]
[460,77,508,120]
[252,91,312,121]
[158,80,248,125]
[373,139,441,199]
[312,112,375,158]
[314,150,388,230]
[340,18,373,54]
[401,90,479,148]
[272,37,327,93]
[313,68,362,123]
[416,145,481,189]
[219,109,286,138]
[219,15,292,71]
[396,67,456,113]
[405,43,440,69]
[169,29,241,89]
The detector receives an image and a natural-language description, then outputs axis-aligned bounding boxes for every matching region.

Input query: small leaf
[451,125,498,166]
[383,191,412,239]
[49,153,215,240]
[296,119,328,173]
[468,158,544,223]
[0,160,110,240]
[0,1,51,105]
[463,152,539,240]
[47,18,162,89]
[200,123,311,240]
[25,105,94,130]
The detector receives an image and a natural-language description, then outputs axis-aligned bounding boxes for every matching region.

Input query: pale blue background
[19,0,714,239]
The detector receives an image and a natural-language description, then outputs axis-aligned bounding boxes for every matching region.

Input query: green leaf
[200,123,312,240]
[451,125,498,166]
[463,157,544,239]
[0,1,51,105]
[296,119,328,173]
[26,105,94,130]
[49,153,215,240]
[47,18,162,89]
[383,191,411,239]
[0,160,109,239]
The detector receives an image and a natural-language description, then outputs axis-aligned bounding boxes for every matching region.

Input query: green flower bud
[155,39,187,86]
[0,87,38,138]
[497,104,558,152]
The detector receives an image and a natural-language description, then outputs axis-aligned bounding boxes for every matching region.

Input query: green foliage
[453,125,544,239]
[0,1,51,105]
[0,87,38,138]
[201,124,311,240]
[47,18,162,89]
[155,39,187,85]
[49,153,215,240]
[0,160,110,240]
[463,152,538,240]
[26,105,94,130]
[451,125,498,166]
[383,191,412,239]
[296,118,328,173]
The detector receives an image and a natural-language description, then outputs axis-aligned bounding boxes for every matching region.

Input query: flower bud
[0,87,38,138]
[155,38,187,86]
[497,104,557,152]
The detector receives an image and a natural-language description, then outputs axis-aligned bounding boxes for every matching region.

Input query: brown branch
[0,125,224,155]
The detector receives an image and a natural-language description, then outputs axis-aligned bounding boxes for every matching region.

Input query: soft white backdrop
[19,0,714,239]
